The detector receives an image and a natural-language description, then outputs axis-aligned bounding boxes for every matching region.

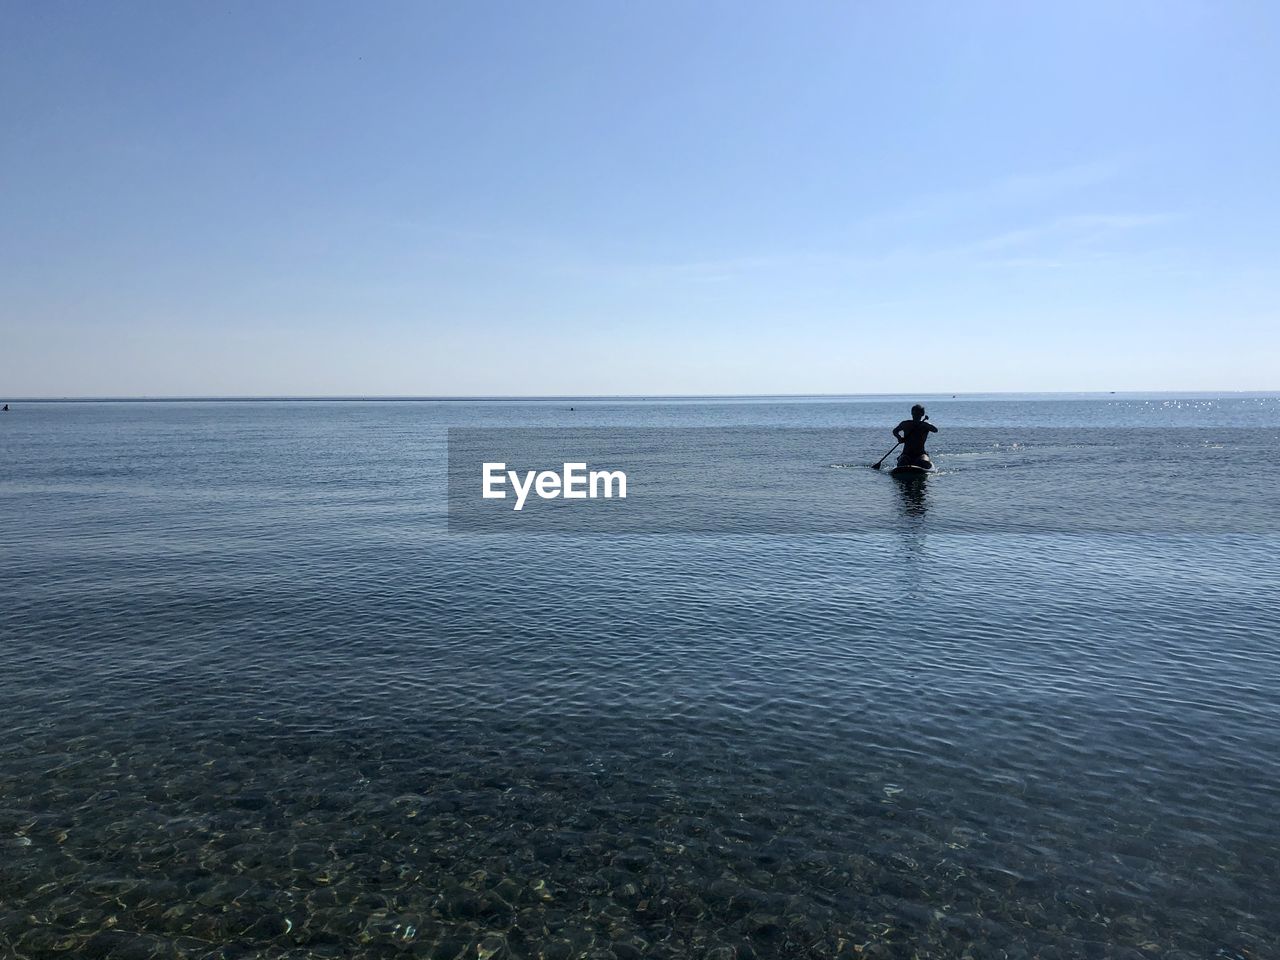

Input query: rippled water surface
[2,396,1279,959]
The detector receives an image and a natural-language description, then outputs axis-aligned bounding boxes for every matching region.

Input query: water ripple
[1,401,1278,958]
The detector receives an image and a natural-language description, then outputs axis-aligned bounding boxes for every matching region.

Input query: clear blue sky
[2,1,1277,396]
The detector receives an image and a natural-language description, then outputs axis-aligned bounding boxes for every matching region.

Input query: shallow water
[1,396,1279,959]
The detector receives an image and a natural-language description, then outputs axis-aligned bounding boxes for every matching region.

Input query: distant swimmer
[1,404,8,411]
[892,404,937,469]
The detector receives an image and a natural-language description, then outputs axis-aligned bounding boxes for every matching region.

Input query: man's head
[911,404,926,420]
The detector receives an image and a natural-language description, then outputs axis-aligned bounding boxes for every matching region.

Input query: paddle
[871,440,902,470]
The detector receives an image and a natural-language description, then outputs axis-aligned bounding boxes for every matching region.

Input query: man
[893,404,937,468]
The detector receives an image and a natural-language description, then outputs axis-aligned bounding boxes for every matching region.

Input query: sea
[1,394,1278,960]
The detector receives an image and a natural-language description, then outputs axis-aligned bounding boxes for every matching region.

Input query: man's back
[894,418,937,457]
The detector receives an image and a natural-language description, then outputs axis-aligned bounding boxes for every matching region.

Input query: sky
[1,1,1277,396]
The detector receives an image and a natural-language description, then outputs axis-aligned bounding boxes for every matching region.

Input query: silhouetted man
[893,404,937,467]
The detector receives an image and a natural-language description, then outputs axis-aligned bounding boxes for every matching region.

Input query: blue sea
[2,395,1279,960]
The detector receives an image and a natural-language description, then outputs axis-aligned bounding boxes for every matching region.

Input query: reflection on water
[892,473,930,518]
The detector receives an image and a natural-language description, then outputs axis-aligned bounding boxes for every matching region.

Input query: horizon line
[5,390,1279,403]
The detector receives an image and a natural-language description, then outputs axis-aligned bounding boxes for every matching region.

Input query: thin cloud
[378,161,1160,284]
[861,159,1128,230]
[962,212,1177,259]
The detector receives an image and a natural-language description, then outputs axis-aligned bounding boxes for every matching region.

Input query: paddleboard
[890,458,934,477]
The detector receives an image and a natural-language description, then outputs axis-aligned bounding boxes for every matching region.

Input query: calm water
[1,395,1279,960]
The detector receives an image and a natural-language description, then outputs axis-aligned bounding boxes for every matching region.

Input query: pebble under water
[1,397,1278,959]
